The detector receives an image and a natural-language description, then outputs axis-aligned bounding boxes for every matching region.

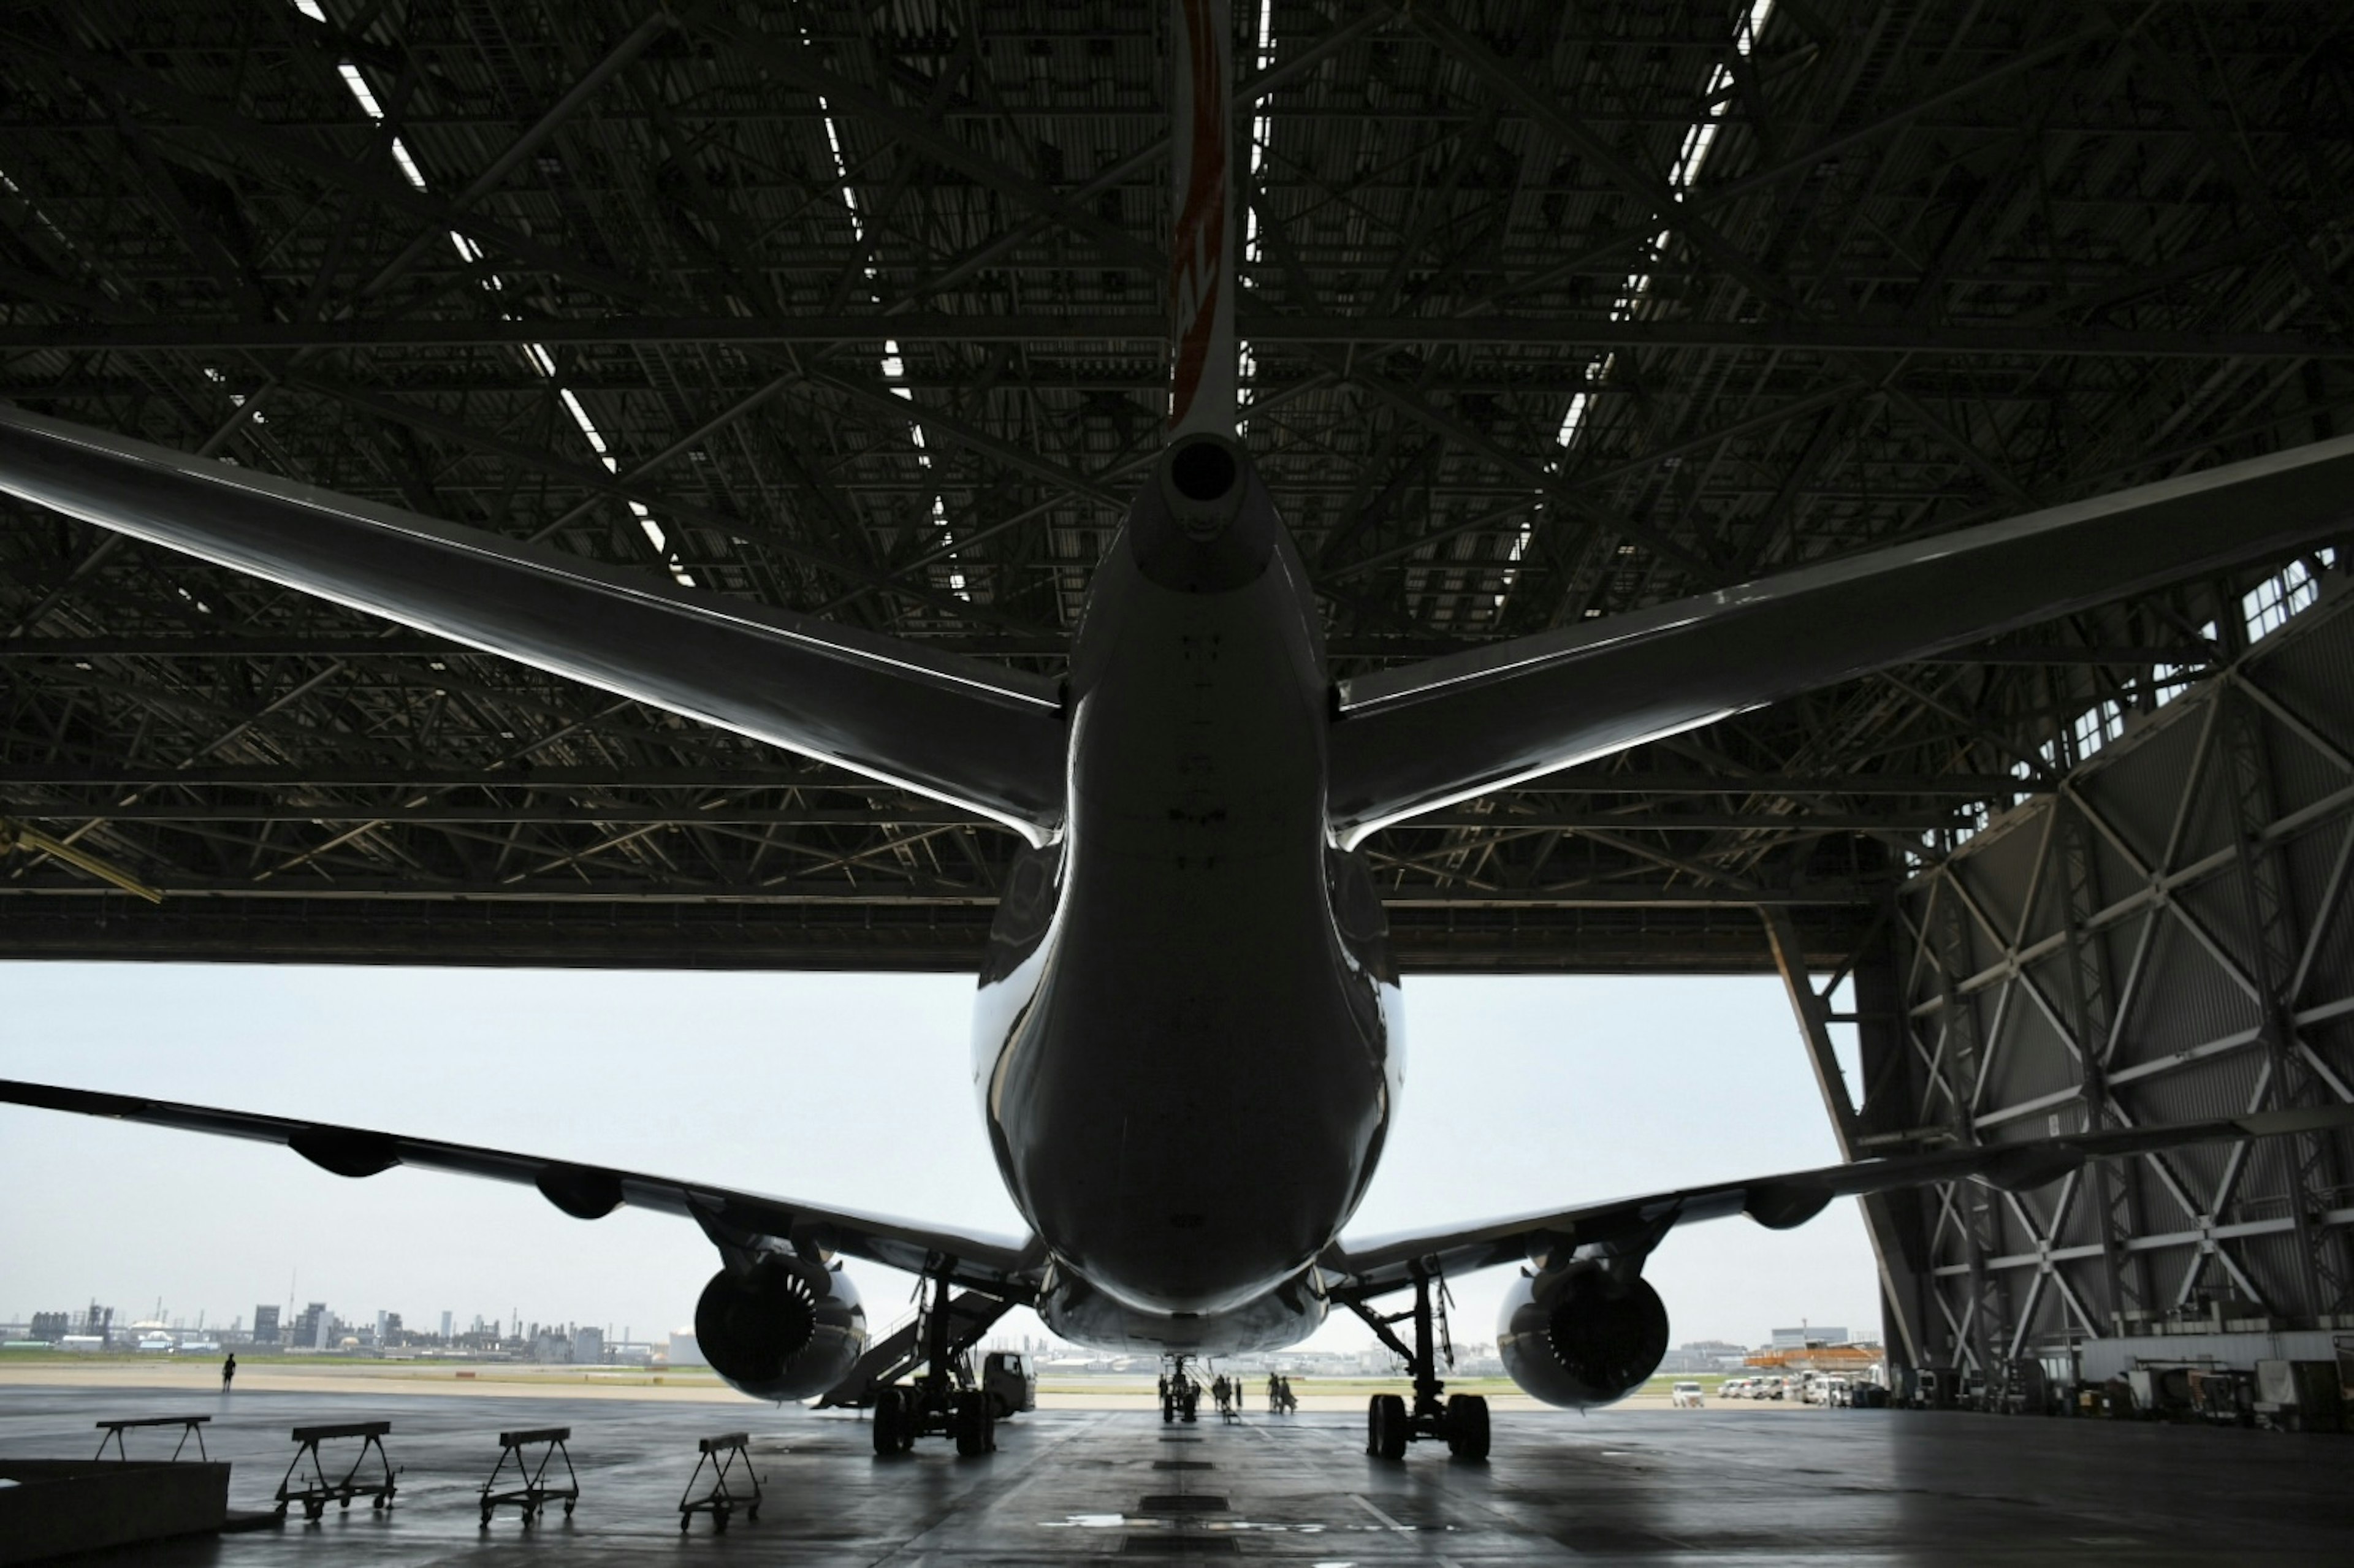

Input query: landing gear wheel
[1162,1391,1175,1424]
[714,1507,729,1533]
[1371,1393,1408,1460]
[873,1387,907,1457]
[1446,1393,1491,1461]
[1181,1387,1199,1423]
[954,1390,991,1456]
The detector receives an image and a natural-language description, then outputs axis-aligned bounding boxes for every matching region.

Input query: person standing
[221,1352,237,1391]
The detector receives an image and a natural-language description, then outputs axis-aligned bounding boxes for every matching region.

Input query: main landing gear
[872,1272,997,1459]
[1158,1355,1202,1424]
[1346,1271,1489,1461]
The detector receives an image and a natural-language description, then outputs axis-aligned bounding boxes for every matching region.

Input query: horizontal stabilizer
[0,407,1067,838]
[1329,433,2354,841]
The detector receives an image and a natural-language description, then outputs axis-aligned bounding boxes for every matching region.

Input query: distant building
[1770,1326,1848,1349]
[1659,1339,1749,1372]
[253,1305,280,1345]
[571,1326,604,1366]
[668,1328,707,1367]
[30,1311,69,1343]
[440,1311,454,1341]
[293,1302,329,1350]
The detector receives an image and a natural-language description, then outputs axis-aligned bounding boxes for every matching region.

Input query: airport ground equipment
[868,1271,999,1457]
[677,1433,759,1533]
[816,1287,1013,1411]
[478,1427,578,1528]
[980,1349,1036,1418]
[273,1421,395,1521]
[1157,1357,1201,1424]
[93,1416,208,1463]
[1344,1271,1490,1461]
[2254,1361,2345,1432]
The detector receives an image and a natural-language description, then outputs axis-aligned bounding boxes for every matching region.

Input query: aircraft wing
[0,406,1065,839]
[1327,433,2354,842]
[1322,1102,2354,1298]
[0,1078,1042,1293]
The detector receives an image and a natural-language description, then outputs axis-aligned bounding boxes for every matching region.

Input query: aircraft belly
[977,523,1392,1319]
[1038,1274,1327,1356]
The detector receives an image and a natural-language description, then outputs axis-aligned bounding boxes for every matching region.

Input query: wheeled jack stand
[1346,1271,1490,1461]
[870,1271,997,1457]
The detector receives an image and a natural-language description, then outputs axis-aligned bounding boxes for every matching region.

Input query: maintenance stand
[678,1432,760,1532]
[478,1426,579,1528]
[93,1415,209,1463]
[275,1421,396,1520]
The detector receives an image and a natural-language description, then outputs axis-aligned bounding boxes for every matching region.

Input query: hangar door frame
[1860,588,2354,1390]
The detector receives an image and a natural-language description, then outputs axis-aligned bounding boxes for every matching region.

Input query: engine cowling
[694,1255,866,1402]
[1496,1265,1669,1409]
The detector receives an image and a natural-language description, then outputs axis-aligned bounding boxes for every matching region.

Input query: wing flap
[1325,1102,2354,1296]
[0,1077,1038,1289]
[0,407,1065,839]
[1329,433,2354,841]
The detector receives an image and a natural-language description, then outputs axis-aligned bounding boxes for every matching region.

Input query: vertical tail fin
[1169,0,1236,438]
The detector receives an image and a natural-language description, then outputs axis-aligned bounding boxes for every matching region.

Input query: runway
[1,1382,2346,1564]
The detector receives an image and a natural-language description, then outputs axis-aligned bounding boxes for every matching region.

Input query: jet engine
[1495,1264,1669,1410]
[693,1254,867,1402]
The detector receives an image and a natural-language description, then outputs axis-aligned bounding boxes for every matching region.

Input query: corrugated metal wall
[1882,590,2354,1393]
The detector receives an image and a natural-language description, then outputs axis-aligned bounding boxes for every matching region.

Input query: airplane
[6,0,2354,1462]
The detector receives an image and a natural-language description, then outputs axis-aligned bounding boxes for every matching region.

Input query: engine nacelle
[694,1255,866,1402]
[1496,1265,1669,1410]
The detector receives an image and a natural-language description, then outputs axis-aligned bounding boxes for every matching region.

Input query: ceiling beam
[1,314,2338,358]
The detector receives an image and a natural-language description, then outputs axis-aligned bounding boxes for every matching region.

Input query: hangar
[1,0,2350,1433]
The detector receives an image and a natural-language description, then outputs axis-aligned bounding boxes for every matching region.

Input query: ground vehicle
[1670,1382,1705,1409]
[981,1352,1036,1419]
[1721,1377,1752,1398]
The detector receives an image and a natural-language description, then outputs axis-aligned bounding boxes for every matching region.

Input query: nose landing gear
[1344,1269,1489,1461]
[1157,1355,1202,1423]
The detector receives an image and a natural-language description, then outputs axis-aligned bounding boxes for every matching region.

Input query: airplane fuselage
[971,440,1402,1352]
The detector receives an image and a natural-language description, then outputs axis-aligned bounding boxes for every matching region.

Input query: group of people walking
[1195,1371,1300,1417]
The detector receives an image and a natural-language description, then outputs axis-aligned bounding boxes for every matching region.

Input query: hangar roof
[1,0,2348,970]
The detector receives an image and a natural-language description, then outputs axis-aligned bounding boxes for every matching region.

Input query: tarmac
[1,1379,2348,1565]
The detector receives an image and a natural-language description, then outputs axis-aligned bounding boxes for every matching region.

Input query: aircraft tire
[1371,1393,1408,1460]
[1446,1393,1491,1461]
[954,1391,990,1456]
[872,1388,905,1457]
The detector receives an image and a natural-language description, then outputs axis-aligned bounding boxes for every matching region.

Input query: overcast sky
[0,962,1878,1355]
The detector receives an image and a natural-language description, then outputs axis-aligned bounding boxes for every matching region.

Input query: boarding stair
[815,1289,1015,1409]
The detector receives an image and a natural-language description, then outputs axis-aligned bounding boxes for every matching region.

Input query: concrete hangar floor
[5,1383,2349,1566]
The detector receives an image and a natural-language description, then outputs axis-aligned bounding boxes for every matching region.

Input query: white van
[1670,1380,1705,1409]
